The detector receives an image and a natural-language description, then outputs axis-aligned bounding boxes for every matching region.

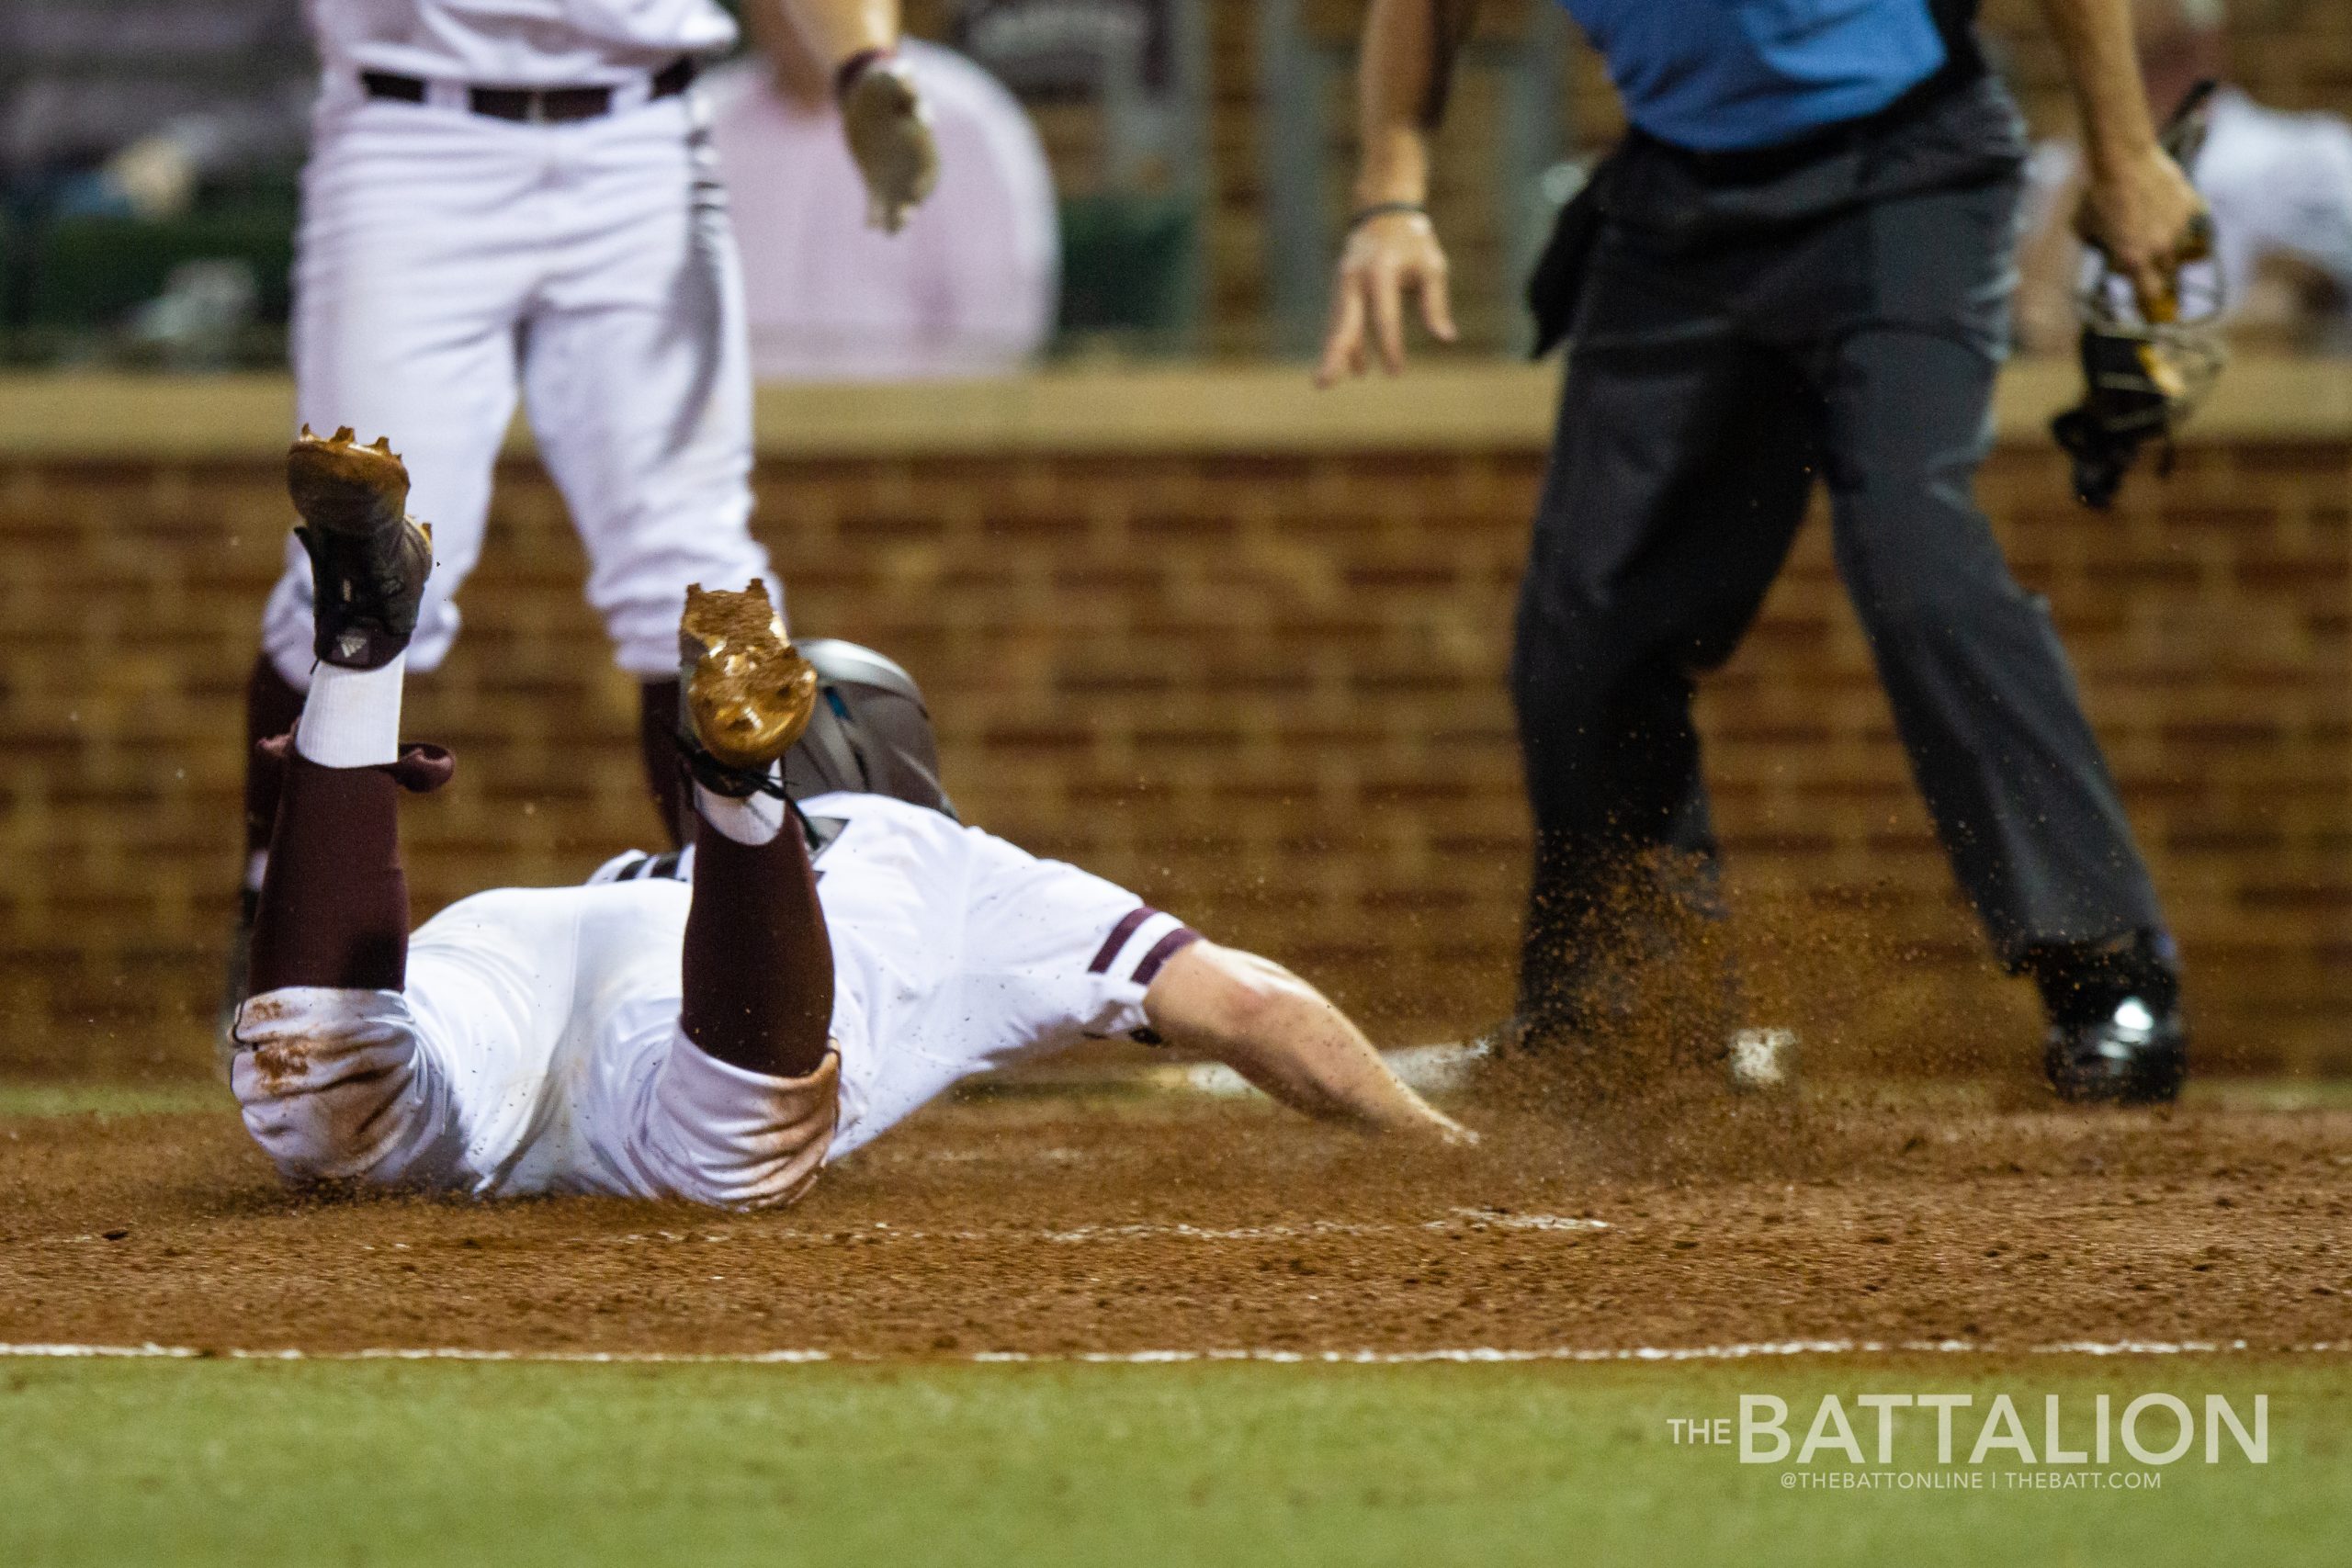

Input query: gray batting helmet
[783,638,956,818]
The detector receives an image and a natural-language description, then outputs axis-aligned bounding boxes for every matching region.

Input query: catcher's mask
[782,638,956,819]
[2051,81,2227,510]
[2050,280,2226,509]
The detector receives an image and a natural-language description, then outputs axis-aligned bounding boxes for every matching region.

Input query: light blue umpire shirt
[1561,0,1962,153]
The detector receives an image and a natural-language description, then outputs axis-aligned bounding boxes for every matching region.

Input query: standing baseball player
[1319,0,2211,1103]
[232,0,944,996]
[231,431,1468,1206]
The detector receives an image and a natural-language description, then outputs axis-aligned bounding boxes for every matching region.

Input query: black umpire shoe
[2044,996,2188,1105]
[2029,932,2188,1106]
[288,424,435,670]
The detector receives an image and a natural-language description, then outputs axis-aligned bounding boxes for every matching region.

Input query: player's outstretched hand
[1315,209,1457,387]
[1405,1104,1480,1149]
[840,56,939,234]
[1141,941,1480,1147]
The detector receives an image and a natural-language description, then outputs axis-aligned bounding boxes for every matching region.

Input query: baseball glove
[840,54,939,234]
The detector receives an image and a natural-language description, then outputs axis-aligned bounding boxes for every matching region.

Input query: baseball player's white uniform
[259,0,775,689]
[230,793,1199,1208]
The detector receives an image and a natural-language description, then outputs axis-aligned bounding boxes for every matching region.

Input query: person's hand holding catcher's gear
[838,52,938,234]
[2074,143,2212,322]
[1315,208,1459,386]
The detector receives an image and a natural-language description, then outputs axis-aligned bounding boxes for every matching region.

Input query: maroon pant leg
[245,748,418,997]
[679,815,834,1079]
[637,680,694,850]
[242,655,308,863]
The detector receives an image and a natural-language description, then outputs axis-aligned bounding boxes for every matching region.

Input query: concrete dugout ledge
[4,355,2349,461]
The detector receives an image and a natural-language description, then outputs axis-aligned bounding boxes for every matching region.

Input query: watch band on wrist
[1347,200,1428,231]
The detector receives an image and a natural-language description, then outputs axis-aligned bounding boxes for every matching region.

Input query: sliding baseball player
[230,433,1469,1206]
[232,0,944,1008]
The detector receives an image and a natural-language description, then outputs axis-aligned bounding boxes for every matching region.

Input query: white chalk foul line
[581,1211,1611,1247]
[0,1338,2339,1365]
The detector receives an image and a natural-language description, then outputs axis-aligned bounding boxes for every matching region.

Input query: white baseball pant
[260,79,775,688]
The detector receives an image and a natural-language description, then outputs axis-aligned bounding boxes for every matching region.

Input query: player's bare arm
[779,0,938,231]
[2037,0,2209,318]
[1315,0,1471,386]
[1141,942,1476,1145]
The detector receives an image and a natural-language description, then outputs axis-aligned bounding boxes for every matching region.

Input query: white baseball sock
[294,656,405,769]
[694,772,786,846]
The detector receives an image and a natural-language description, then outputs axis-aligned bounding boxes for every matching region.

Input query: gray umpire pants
[1510,84,2167,1022]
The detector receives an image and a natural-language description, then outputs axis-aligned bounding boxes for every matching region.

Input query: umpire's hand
[1315,209,1458,385]
[840,55,939,234]
[2075,143,2211,323]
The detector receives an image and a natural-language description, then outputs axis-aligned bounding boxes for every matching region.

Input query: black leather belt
[360,56,695,122]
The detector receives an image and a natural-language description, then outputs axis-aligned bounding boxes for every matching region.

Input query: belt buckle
[524,89,548,125]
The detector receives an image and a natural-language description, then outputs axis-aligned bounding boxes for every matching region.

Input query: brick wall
[4,410,2346,1078]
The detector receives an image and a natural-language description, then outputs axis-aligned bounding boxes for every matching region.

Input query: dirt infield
[6,1071,2350,1359]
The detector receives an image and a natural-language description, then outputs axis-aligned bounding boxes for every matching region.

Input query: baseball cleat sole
[288,425,435,670]
[288,425,414,540]
[680,581,818,774]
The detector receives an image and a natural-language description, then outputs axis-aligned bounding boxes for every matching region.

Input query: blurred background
[4,0,2350,1080]
[14,0,2352,367]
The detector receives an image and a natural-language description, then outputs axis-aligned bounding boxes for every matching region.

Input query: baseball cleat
[2045,995,2188,1105]
[677,581,818,795]
[288,425,434,670]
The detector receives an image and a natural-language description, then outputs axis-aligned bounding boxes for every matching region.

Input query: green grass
[3,1358,2344,1566]
[2183,1077,2352,1111]
[0,1081,225,1119]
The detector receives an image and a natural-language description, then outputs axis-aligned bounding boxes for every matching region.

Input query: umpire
[1317,0,2211,1102]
